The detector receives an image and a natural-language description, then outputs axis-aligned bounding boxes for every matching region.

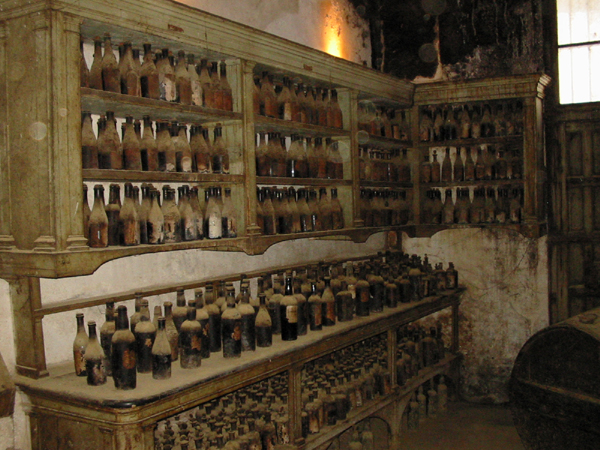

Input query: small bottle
[81,112,99,169]
[84,321,107,386]
[134,314,156,374]
[140,43,160,99]
[88,185,109,248]
[163,301,179,362]
[152,317,172,380]
[172,288,188,332]
[119,182,140,246]
[73,313,88,377]
[175,50,192,105]
[89,37,103,90]
[255,293,273,347]
[179,307,203,369]
[101,34,120,93]
[239,286,257,351]
[99,304,115,376]
[111,306,136,390]
[308,282,323,331]
[221,289,242,358]
[280,276,299,341]
[321,277,336,327]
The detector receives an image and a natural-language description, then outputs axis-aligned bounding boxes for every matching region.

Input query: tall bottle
[163,301,179,361]
[287,134,308,178]
[205,187,223,239]
[88,185,109,248]
[175,50,192,105]
[157,48,176,101]
[369,263,385,313]
[453,147,465,182]
[193,289,211,359]
[139,116,158,172]
[219,62,233,111]
[84,321,107,386]
[212,124,229,174]
[99,304,115,376]
[321,277,336,327]
[88,37,103,90]
[119,42,140,96]
[140,43,160,99]
[81,112,99,169]
[280,276,299,341]
[179,307,203,369]
[111,306,136,390]
[152,317,172,380]
[330,89,344,129]
[101,34,120,93]
[221,187,237,238]
[162,186,181,243]
[172,288,189,332]
[260,71,277,117]
[120,183,140,246]
[99,111,122,170]
[175,124,193,173]
[307,282,323,331]
[73,313,88,377]
[135,315,156,374]
[221,289,242,358]
[105,184,121,246]
[205,285,222,353]
[179,185,198,241]
[239,286,257,351]
[441,148,452,182]
[147,189,165,244]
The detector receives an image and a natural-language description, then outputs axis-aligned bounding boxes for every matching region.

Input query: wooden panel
[566,130,583,177]
[593,127,600,176]
[594,187,600,231]
[567,243,584,285]
[567,187,584,232]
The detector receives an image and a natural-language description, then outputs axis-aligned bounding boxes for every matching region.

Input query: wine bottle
[152,317,172,380]
[255,293,273,347]
[280,276,298,341]
[101,34,120,93]
[134,315,156,374]
[163,301,179,361]
[73,313,88,377]
[179,307,202,369]
[221,288,242,358]
[194,289,211,359]
[84,321,107,386]
[88,185,109,248]
[111,305,136,390]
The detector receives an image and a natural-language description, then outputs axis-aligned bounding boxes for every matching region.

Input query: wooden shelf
[414,134,523,149]
[359,133,410,149]
[81,88,243,124]
[412,222,546,239]
[360,180,413,188]
[254,114,351,138]
[420,179,524,188]
[82,169,244,184]
[257,176,352,187]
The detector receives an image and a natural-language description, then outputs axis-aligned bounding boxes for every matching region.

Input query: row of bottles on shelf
[72,252,460,389]
[255,133,344,179]
[404,377,448,432]
[359,147,412,183]
[422,186,524,225]
[359,189,411,227]
[82,112,231,173]
[420,146,522,184]
[419,100,524,142]
[81,34,233,109]
[154,373,293,449]
[256,187,344,234]
[255,71,343,129]
[84,182,237,248]
[357,101,411,141]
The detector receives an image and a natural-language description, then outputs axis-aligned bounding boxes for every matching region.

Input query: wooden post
[288,364,305,446]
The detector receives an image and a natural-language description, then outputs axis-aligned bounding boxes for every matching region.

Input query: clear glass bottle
[152,317,172,380]
[297,189,313,232]
[179,185,199,241]
[101,34,120,93]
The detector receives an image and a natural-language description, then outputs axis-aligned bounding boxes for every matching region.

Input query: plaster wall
[402,229,549,403]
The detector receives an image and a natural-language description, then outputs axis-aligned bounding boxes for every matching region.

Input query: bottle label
[286,305,298,324]
[122,349,136,370]
[74,349,86,376]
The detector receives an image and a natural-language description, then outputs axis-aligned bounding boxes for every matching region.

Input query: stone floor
[400,401,526,449]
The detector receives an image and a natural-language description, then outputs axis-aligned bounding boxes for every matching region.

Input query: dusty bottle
[163,301,179,361]
[140,43,160,99]
[209,61,224,109]
[287,134,308,178]
[203,285,221,353]
[269,133,286,178]
[438,376,448,412]
[111,306,136,390]
[105,184,121,246]
[464,147,476,181]
[73,313,88,377]
[277,76,294,120]
[297,189,313,232]
[255,293,273,348]
[441,148,452,182]
[147,189,164,244]
[260,72,277,117]
[162,186,181,243]
[135,314,156,374]
[239,286,257,351]
[222,289,242,358]
[186,54,201,106]
[421,154,432,184]
[175,124,193,173]
[101,34,120,92]
[221,187,237,238]
[212,124,229,174]
[140,116,158,171]
[120,182,140,246]
[330,89,344,129]
[446,262,458,289]
[509,188,523,223]
[193,289,211,359]
[157,48,176,101]
[369,263,385,313]
[85,321,107,386]
[326,139,344,180]
[180,307,203,369]
[453,147,465,182]
[268,276,283,335]
[442,189,454,224]
[194,126,213,174]
[175,50,192,105]
[89,37,103,90]
[81,112,98,169]
[205,187,223,239]
[320,277,336,327]
[256,132,271,176]
[100,111,122,170]
[129,294,145,334]
[88,185,109,248]
[287,187,302,233]
[119,42,140,96]
[152,317,172,380]
[330,188,344,230]
[484,188,497,223]
[475,148,485,181]
[170,288,188,333]
[470,187,485,224]
[280,276,299,341]
[307,282,322,331]
[430,150,441,183]
[178,186,198,241]
[99,303,116,377]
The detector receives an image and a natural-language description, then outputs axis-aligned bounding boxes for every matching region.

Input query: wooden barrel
[509,308,600,450]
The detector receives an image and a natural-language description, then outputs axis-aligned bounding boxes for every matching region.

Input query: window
[557,0,600,104]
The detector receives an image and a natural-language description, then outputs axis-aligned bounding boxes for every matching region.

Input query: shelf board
[360,180,413,188]
[81,88,243,124]
[420,179,523,188]
[256,176,351,187]
[301,353,461,450]
[360,133,410,149]
[254,115,351,138]
[411,222,546,239]
[82,169,244,184]
[414,134,522,148]
[16,292,462,416]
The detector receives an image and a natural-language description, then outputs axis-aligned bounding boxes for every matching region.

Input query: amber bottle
[222,289,242,358]
[99,111,122,170]
[81,112,98,169]
[73,313,88,377]
[212,124,229,174]
[254,293,272,348]
[453,147,465,182]
[157,48,176,102]
[297,189,313,232]
[441,148,452,182]
[280,276,299,341]
[209,62,223,109]
[89,37,103,90]
[321,277,336,327]
[219,62,233,111]
[120,42,140,96]
[179,307,202,369]
[308,282,323,331]
[88,185,109,248]
[99,304,115,377]
[260,71,277,117]
[270,133,287,178]
[221,187,237,238]
[104,184,120,246]
[85,321,107,386]
[111,306,136,390]
[287,134,307,178]
[120,182,140,246]
[140,116,158,171]
[135,315,156,374]
[152,317,172,380]
[421,154,432,184]
[442,189,454,225]
[140,43,160,99]
[101,34,120,93]
[175,50,192,105]
[256,132,270,176]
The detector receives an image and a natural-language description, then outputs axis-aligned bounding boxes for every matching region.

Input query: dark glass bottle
[111,305,137,390]
[335,282,353,322]
[239,286,256,352]
[134,315,156,374]
[179,307,203,369]
[73,313,88,377]
[81,111,99,169]
[152,317,172,380]
[321,277,336,327]
[384,270,399,309]
[163,301,179,361]
[446,262,458,289]
[101,34,120,93]
[105,184,121,246]
[369,263,385,313]
[255,293,273,347]
[221,289,242,358]
[194,289,211,359]
[99,303,115,376]
[205,285,222,353]
[268,277,283,335]
[88,185,109,248]
[354,265,371,317]
[85,321,107,386]
[172,288,188,332]
[280,276,299,341]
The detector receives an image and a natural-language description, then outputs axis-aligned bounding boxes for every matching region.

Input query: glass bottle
[256,132,271,176]
[220,63,234,110]
[222,289,242,358]
[442,189,454,225]
[175,124,193,173]
[260,72,277,117]
[102,111,122,170]
[120,182,140,246]
[278,76,294,121]
[172,288,189,332]
[496,188,508,224]
[81,112,98,169]
[510,149,522,180]
[455,188,470,224]
[471,104,482,139]
[452,147,464,182]
[151,317,172,380]
[255,293,272,348]
[205,187,222,239]
[139,116,157,171]
[209,62,223,110]
[175,50,192,105]
[369,263,385,313]
[179,307,202,369]
[186,54,201,106]
[135,313,156,374]
[470,187,485,224]
[314,137,328,179]
[308,282,323,331]
[495,148,508,180]
[297,189,312,232]
[139,43,160,99]
[446,262,459,289]
[321,277,336,327]
[179,185,198,241]
[212,124,229,174]
[441,148,452,182]
[196,59,211,107]
[147,189,164,244]
[307,137,319,179]
[262,188,277,235]
[484,187,497,223]
[163,301,179,361]
[318,188,333,231]
[287,187,302,234]
[270,133,287,178]
[73,313,88,377]
[193,126,212,174]
[89,36,103,90]
[84,321,107,386]
[330,188,344,230]
[204,285,222,353]
[157,48,176,102]
[475,148,485,180]
[326,139,344,180]
[430,150,441,183]
[408,259,422,302]
[120,42,140,96]
[99,304,115,377]
[287,134,307,178]
[105,184,121,246]
[101,34,120,93]
[193,289,210,360]
[111,306,136,390]
[268,275,283,335]
[480,104,494,137]
[162,186,181,243]
[88,185,109,248]
[464,147,476,181]
[238,285,256,352]
[308,189,322,231]
[221,187,237,238]
[509,188,522,223]
[280,276,299,341]
[458,105,471,139]
[421,154,432,184]
[330,89,344,129]
[438,376,448,412]
[484,146,496,180]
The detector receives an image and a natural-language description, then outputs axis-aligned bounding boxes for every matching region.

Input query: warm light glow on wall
[322,0,345,59]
